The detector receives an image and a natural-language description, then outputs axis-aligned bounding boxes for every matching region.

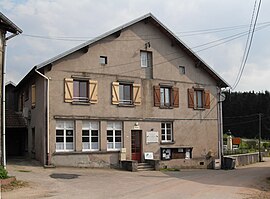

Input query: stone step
[137,163,155,171]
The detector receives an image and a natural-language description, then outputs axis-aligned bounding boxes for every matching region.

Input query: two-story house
[15,13,229,169]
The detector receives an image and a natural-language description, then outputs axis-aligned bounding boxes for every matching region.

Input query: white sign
[144,152,154,160]
[146,131,159,143]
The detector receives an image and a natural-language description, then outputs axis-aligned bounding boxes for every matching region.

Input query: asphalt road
[2,158,270,199]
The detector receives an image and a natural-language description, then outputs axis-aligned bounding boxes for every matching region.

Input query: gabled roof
[34,13,229,87]
[0,12,22,34]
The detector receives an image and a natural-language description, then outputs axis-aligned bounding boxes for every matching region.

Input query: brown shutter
[188,88,194,108]
[133,84,141,105]
[172,87,179,108]
[112,82,119,105]
[31,84,36,108]
[153,85,160,107]
[64,78,73,103]
[204,90,210,109]
[89,80,98,104]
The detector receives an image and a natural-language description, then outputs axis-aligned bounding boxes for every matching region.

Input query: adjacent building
[0,12,22,166]
[14,13,229,169]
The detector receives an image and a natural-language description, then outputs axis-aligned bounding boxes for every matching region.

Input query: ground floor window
[56,120,74,152]
[161,122,173,142]
[161,147,192,160]
[82,121,99,151]
[107,122,122,150]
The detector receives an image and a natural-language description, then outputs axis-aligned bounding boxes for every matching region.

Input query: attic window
[179,66,185,74]
[100,56,107,65]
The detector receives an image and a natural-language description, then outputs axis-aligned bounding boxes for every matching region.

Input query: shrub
[0,166,9,179]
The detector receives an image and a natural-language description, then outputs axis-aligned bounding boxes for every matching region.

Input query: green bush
[0,166,9,179]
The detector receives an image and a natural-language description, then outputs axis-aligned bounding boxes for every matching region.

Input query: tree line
[222,90,270,139]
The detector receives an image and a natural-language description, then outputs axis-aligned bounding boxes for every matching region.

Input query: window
[154,85,179,108]
[140,51,152,67]
[119,83,132,105]
[73,80,88,102]
[31,84,36,108]
[56,121,74,152]
[179,66,185,74]
[161,147,192,160]
[161,122,173,142]
[160,87,171,107]
[111,82,141,106]
[64,78,98,104]
[188,88,210,109]
[100,56,107,65]
[82,121,99,151]
[107,122,122,150]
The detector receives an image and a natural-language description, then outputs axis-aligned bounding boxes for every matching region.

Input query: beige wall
[26,21,221,168]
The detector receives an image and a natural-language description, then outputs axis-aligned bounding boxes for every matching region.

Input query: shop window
[56,120,74,152]
[161,147,192,160]
[82,121,99,151]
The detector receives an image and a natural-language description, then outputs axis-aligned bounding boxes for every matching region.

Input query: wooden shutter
[172,87,179,108]
[153,85,160,107]
[64,78,73,103]
[31,84,36,108]
[112,82,119,105]
[188,88,194,108]
[89,80,98,104]
[133,84,141,105]
[204,90,210,109]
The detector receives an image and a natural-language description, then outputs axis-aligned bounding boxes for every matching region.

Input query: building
[0,12,22,166]
[15,13,229,169]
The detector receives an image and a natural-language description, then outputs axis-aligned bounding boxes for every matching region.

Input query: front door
[131,130,142,162]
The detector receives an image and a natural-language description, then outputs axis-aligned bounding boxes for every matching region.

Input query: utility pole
[258,113,262,162]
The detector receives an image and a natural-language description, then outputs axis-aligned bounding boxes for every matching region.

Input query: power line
[232,0,262,90]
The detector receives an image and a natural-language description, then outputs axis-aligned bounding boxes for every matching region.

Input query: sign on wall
[146,131,159,143]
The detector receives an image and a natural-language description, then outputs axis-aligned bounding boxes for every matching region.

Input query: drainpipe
[217,87,224,161]
[2,32,19,169]
[35,69,51,166]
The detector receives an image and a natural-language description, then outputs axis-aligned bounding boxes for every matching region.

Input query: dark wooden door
[131,131,142,162]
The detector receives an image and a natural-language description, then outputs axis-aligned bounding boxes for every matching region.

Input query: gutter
[35,69,51,166]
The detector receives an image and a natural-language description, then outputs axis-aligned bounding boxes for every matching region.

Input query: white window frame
[161,122,173,142]
[107,122,122,151]
[82,121,99,151]
[160,87,171,107]
[56,120,74,152]
[194,89,203,109]
[140,51,152,67]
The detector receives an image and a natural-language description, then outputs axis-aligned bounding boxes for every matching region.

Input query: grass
[1,180,28,192]
[17,170,31,173]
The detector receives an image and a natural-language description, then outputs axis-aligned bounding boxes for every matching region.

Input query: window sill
[193,107,205,111]
[72,101,90,105]
[118,104,135,107]
[160,141,175,145]
[159,106,173,109]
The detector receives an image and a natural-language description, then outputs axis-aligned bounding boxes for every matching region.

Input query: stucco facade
[16,14,228,169]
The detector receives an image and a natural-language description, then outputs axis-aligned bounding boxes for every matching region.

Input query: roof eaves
[0,12,22,34]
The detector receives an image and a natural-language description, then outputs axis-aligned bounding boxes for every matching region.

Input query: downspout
[2,32,19,168]
[2,35,7,168]
[35,69,51,166]
[217,87,224,160]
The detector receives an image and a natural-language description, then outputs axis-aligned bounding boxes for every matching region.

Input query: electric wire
[232,0,262,90]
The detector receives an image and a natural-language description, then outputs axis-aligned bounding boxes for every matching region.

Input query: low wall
[225,152,259,167]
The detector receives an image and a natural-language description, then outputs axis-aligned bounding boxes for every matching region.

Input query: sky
[1,0,270,92]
